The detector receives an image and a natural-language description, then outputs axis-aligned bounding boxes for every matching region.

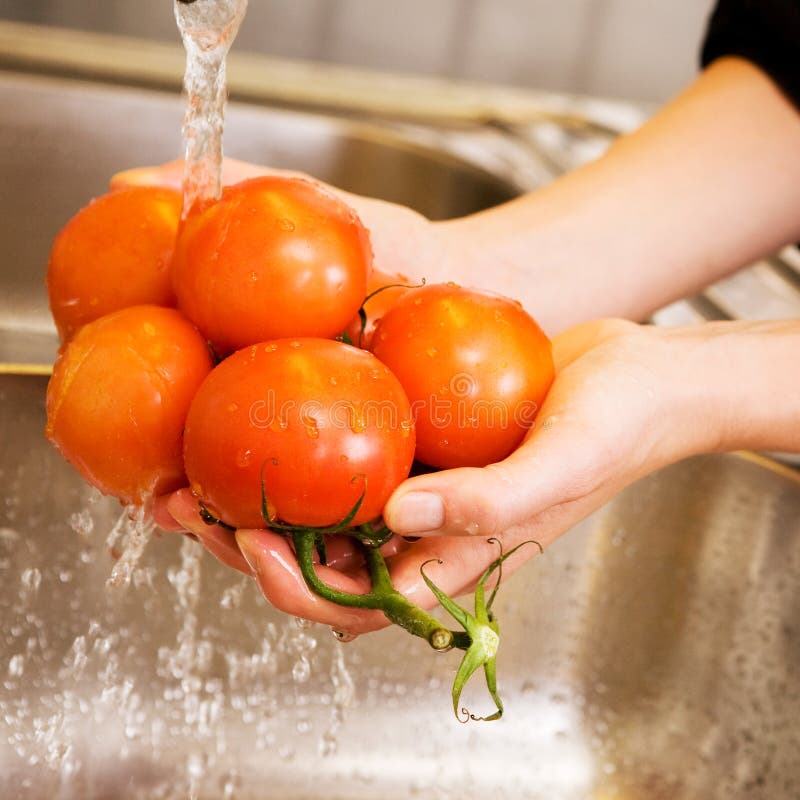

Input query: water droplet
[8,654,24,677]
[235,449,253,467]
[277,218,296,232]
[349,412,366,434]
[227,402,239,413]
[249,271,258,282]
[20,567,42,596]
[143,322,156,336]
[303,418,319,439]
[331,629,358,643]
[413,297,422,306]
[329,377,338,386]
[68,510,94,538]
[426,347,437,358]
[289,340,301,348]
[263,342,278,352]
[292,657,311,683]
[338,455,349,464]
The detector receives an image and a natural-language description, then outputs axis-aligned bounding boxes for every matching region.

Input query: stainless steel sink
[2,70,800,799]
[0,70,515,365]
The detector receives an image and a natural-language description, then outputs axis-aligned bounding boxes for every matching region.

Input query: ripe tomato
[172,177,372,355]
[47,187,182,342]
[183,338,415,529]
[46,305,214,504]
[371,283,554,469]
[342,269,414,350]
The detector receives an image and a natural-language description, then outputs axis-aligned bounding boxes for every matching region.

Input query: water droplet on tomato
[338,455,349,464]
[227,402,239,413]
[277,218,296,232]
[249,271,258,282]
[304,419,319,439]
[329,376,338,386]
[236,449,253,467]
[349,413,367,434]
[263,343,278,353]
[413,297,422,306]
[142,322,156,336]
[289,340,301,348]
[426,347,437,358]
[368,369,381,380]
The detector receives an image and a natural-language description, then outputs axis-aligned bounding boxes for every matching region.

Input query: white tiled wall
[0,0,718,102]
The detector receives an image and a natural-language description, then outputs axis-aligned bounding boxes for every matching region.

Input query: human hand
[161,318,722,636]
[112,157,453,290]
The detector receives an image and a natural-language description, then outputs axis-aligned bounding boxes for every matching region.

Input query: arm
[439,57,800,332]
[116,61,800,334]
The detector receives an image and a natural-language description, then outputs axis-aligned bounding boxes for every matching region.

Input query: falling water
[174,0,248,218]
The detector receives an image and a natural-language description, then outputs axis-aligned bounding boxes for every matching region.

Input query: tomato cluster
[45,176,554,529]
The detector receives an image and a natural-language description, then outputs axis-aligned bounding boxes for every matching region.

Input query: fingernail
[392,492,445,534]
[235,530,260,576]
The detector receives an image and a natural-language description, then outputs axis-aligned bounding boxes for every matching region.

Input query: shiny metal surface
[2,70,800,798]
[2,373,799,798]
[0,70,515,365]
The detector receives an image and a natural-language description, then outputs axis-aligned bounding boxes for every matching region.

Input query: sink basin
[2,70,800,799]
[0,70,515,364]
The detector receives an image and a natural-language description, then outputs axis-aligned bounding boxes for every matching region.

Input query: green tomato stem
[291,531,467,651]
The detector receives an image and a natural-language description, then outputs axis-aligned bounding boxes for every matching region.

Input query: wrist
[657,321,800,456]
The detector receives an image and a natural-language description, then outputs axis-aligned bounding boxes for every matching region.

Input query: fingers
[383,422,598,540]
[166,489,253,575]
[151,493,184,531]
[235,529,390,634]
[231,527,540,636]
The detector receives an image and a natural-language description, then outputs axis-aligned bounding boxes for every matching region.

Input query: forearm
[441,58,800,333]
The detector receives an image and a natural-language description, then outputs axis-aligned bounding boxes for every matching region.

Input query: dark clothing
[702,0,800,107]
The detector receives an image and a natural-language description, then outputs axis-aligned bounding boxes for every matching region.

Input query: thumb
[383,412,604,538]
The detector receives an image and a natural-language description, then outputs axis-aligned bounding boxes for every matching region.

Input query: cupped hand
[160,319,719,636]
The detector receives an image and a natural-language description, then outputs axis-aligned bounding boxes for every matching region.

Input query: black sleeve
[702,0,800,108]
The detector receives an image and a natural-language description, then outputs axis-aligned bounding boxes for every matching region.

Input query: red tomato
[183,338,415,529]
[47,187,182,342]
[172,177,372,355]
[342,269,414,350]
[371,283,554,469]
[46,305,214,504]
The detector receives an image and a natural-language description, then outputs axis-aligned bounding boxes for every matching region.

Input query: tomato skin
[172,177,372,355]
[371,283,554,469]
[183,338,415,529]
[342,269,413,350]
[47,187,182,342]
[45,305,214,505]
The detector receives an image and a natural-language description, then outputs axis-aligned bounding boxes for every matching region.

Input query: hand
[113,157,453,289]
[161,318,720,636]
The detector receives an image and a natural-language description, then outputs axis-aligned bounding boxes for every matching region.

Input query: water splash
[174,0,249,217]
[106,505,155,589]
